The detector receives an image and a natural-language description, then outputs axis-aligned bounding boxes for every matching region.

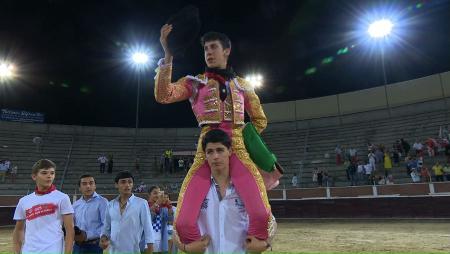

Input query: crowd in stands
[159,149,194,175]
[333,125,450,187]
[0,158,17,183]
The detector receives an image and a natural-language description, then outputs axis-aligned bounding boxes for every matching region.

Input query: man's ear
[224,48,231,57]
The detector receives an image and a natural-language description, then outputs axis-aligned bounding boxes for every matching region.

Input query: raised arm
[154,24,192,104]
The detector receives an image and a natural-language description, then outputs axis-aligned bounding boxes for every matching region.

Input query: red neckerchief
[35,184,56,195]
[205,72,227,85]
[148,201,160,214]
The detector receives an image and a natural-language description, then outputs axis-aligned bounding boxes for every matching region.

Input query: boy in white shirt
[12,159,74,254]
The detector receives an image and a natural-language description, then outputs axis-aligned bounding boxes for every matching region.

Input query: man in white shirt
[100,171,154,254]
[97,155,108,174]
[0,160,8,182]
[364,163,373,185]
[413,141,423,154]
[174,129,272,253]
[291,173,299,187]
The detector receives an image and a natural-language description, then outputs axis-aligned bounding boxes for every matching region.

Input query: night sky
[1,0,449,128]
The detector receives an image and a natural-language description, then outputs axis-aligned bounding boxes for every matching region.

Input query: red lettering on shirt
[26,203,57,220]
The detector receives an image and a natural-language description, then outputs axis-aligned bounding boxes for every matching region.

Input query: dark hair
[78,174,96,186]
[148,185,160,194]
[200,31,231,49]
[114,171,134,183]
[32,159,56,175]
[201,129,232,152]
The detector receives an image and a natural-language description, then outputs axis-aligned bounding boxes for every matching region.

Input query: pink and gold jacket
[154,60,267,133]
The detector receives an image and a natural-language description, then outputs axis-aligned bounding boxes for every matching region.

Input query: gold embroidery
[237,77,267,133]
[154,65,192,104]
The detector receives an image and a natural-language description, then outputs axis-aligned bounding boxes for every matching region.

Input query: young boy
[173,129,272,253]
[100,171,154,254]
[12,159,74,254]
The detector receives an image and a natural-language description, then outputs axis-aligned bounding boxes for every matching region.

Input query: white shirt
[198,179,249,254]
[98,156,108,164]
[291,176,298,186]
[357,165,364,173]
[102,194,154,254]
[13,190,74,254]
[364,164,373,175]
[413,142,423,150]
[0,162,7,172]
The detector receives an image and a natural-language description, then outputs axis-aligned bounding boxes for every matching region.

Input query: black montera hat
[166,5,201,56]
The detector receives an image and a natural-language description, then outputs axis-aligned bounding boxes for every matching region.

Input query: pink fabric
[190,83,245,125]
[259,168,282,190]
[229,154,270,240]
[175,162,211,243]
[175,154,270,244]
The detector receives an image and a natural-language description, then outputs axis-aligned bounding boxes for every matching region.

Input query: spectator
[405,156,415,175]
[368,151,376,171]
[367,142,374,152]
[147,186,173,253]
[100,171,154,253]
[12,159,74,254]
[0,160,8,182]
[375,148,384,164]
[377,176,386,185]
[73,174,108,254]
[178,158,185,172]
[432,162,444,182]
[317,169,323,187]
[134,182,147,193]
[401,138,411,156]
[426,138,437,157]
[291,173,298,187]
[107,155,114,174]
[410,168,421,183]
[32,136,43,153]
[445,141,450,163]
[347,162,357,186]
[394,140,403,158]
[364,162,373,185]
[417,156,424,169]
[10,165,18,183]
[392,148,400,166]
[312,168,318,184]
[420,166,431,183]
[97,155,108,174]
[357,161,365,186]
[349,147,358,163]
[383,151,393,177]
[443,163,450,181]
[386,175,394,185]
[413,140,423,156]
[335,145,343,165]
[323,170,329,187]
[164,149,172,174]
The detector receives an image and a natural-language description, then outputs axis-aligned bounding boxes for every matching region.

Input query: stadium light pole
[368,18,394,116]
[131,52,149,134]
